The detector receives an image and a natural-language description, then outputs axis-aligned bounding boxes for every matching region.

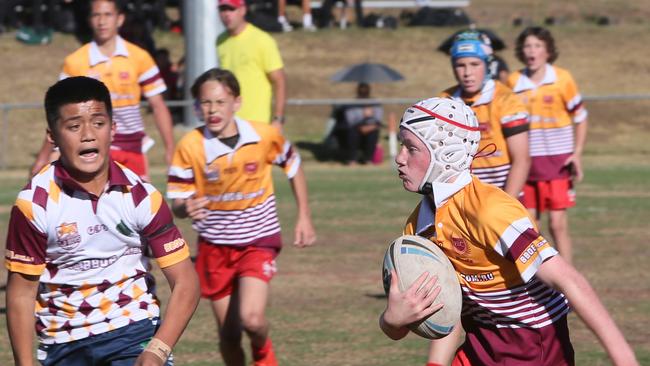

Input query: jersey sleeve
[5,194,48,276]
[261,34,284,73]
[132,182,189,269]
[267,128,301,179]
[167,139,198,200]
[499,89,530,138]
[137,50,167,98]
[560,70,588,124]
[475,197,558,283]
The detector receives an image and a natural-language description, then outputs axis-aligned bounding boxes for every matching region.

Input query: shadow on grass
[296,141,344,163]
[365,292,387,299]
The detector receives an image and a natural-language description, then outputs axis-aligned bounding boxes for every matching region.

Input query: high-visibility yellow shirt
[217,24,284,124]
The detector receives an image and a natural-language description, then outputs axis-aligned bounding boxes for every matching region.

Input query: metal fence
[2,94,650,170]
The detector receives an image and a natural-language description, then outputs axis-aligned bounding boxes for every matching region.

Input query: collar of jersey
[451,79,495,107]
[203,117,261,162]
[54,159,131,195]
[415,170,472,235]
[89,36,129,67]
[512,63,556,93]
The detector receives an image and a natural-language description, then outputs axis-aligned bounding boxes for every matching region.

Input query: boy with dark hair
[167,68,316,366]
[31,0,175,181]
[6,76,200,366]
[379,97,637,366]
[508,26,588,264]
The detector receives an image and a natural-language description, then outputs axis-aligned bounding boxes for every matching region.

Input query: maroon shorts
[195,240,278,301]
[522,178,575,212]
[110,149,149,180]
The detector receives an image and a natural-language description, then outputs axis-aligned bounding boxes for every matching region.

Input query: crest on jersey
[244,162,259,174]
[543,95,554,104]
[451,236,468,255]
[119,71,130,80]
[56,222,82,251]
[205,162,220,182]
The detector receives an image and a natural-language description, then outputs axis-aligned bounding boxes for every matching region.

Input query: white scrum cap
[399,97,481,194]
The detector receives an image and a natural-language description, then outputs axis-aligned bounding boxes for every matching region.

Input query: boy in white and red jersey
[378,97,637,366]
[166,68,316,366]
[5,77,199,365]
[507,26,588,264]
[440,30,530,198]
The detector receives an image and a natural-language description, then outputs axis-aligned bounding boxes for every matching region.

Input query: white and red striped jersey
[166,118,300,250]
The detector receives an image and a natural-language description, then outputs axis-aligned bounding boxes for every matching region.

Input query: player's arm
[566,118,588,182]
[137,257,200,365]
[503,131,530,198]
[268,68,286,129]
[6,271,40,366]
[427,321,463,365]
[287,166,316,247]
[171,196,209,220]
[536,256,639,366]
[30,136,58,177]
[147,94,175,165]
[380,270,443,340]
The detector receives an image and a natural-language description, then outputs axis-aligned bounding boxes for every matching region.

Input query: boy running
[507,26,588,264]
[440,30,530,198]
[379,97,638,366]
[5,76,199,365]
[166,68,316,366]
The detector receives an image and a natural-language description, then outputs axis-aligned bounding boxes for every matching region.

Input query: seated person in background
[342,82,382,165]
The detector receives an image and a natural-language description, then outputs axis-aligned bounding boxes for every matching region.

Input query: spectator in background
[15,0,55,45]
[30,0,175,181]
[277,0,316,32]
[341,82,382,165]
[154,48,184,124]
[507,26,589,264]
[217,0,287,129]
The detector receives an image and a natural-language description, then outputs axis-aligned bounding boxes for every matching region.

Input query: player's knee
[241,311,267,334]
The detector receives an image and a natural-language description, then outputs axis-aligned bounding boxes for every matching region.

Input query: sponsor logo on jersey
[244,162,259,174]
[543,95,554,104]
[119,71,130,80]
[206,188,265,202]
[163,238,186,253]
[460,272,494,283]
[87,224,108,235]
[518,243,538,264]
[478,122,491,132]
[5,249,35,263]
[224,166,237,175]
[116,220,134,237]
[56,222,82,251]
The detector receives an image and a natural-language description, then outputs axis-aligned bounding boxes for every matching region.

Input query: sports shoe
[302,23,317,32]
[278,17,293,32]
[252,345,278,366]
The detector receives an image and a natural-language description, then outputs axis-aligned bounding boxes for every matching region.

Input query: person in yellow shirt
[30,0,175,181]
[440,30,530,198]
[507,26,588,264]
[378,97,638,366]
[167,68,316,366]
[217,0,287,128]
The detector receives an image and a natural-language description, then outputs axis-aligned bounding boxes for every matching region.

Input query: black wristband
[272,115,285,124]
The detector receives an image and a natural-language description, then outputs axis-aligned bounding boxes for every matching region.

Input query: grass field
[1,0,650,364]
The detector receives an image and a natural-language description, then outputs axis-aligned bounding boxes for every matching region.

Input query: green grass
[1,160,648,365]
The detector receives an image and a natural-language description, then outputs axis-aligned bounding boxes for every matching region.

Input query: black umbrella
[330,62,404,83]
[437,28,506,55]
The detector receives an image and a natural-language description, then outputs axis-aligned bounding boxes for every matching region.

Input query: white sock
[278,15,288,23]
[303,13,313,27]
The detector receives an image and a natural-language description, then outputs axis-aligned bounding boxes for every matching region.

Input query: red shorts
[521,179,575,212]
[110,149,149,180]
[195,240,278,301]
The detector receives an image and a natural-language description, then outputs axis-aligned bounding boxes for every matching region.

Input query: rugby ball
[382,235,462,339]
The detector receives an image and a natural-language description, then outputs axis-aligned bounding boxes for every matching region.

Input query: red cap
[218,0,245,8]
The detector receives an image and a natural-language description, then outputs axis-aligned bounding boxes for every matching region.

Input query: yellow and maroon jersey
[5,160,189,345]
[60,36,166,152]
[404,172,570,364]
[166,118,300,250]
[441,80,529,189]
[507,64,587,181]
